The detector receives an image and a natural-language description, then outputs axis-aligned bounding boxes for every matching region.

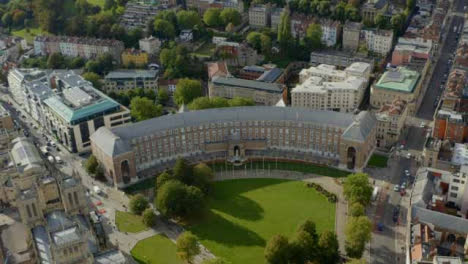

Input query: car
[394,185,400,192]
[405,170,411,177]
[420,122,425,128]
[377,223,384,231]
[406,153,412,159]
[47,156,55,163]
[55,156,63,164]
[401,182,407,189]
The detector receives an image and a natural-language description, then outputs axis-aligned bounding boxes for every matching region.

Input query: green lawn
[131,234,184,264]
[12,27,49,44]
[191,43,216,58]
[115,210,148,233]
[187,178,336,264]
[209,161,349,178]
[367,154,388,168]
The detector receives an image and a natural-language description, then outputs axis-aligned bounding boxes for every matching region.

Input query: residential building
[343,22,362,52]
[0,105,14,131]
[375,99,408,148]
[216,42,263,67]
[433,110,466,143]
[209,76,285,105]
[439,69,468,113]
[238,65,268,80]
[104,70,159,92]
[310,51,374,70]
[179,30,193,42]
[91,107,377,188]
[33,36,124,63]
[292,63,371,113]
[94,249,127,264]
[120,2,176,31]
[207,61,230,81]
[391,37,433,66]
[410,167,468,262]
[139,36,161,55]
[290,14,313,39]
[270,7,284,31]
[370,67,421,113]
[320,19,341,47]
[249,4,271,28]
[212,36,228,45]
[454,43,468,71]
[361,29,394,56]
[42,71,131,153]
[0,36,28,64]
[121,49,149,67]
[187,0,243,15]
[361,0,388,22]
[7,68,49,109]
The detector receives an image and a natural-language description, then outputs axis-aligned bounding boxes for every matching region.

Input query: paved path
[214,169,348,254]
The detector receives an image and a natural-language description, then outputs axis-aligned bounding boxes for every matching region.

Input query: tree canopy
[188,96,254,110]
[129,194,149,215]
[176,232,200,263]
[154,19,176,39]
[345,216,372,258]
[305,23,323,51]
[129,96,163,121]
[155,180,205,219]
[343,173,373,206]
[203,8,222,27]
[85,155,98,175]
[220,8,241,26]
[264,234,290,264]
[176,10,201,30]
[142,208,156,227]
[174,78,203,106]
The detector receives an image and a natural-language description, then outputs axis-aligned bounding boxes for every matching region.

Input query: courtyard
[130,178,336,263]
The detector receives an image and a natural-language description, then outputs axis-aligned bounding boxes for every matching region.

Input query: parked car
[55,156,63,164]
[47,156,55,163]
[393,185,400,192]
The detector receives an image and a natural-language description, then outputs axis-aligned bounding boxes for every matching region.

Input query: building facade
[361,29,394,56]
[375,99,408,148]
[292,63,371,113]
[139,36,161,55]
[320,19,341,47]
[209,76,285,105]
[104,70,158,92]
[343,22,362,52]
[270,8,284,31]
[249,4,271,28]
[391,37,433,66]
[91,107,377,188]
[33,36,124,63]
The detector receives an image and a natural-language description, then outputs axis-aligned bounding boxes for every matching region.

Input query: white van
[55,156,62,164]
[372,187,380,201]
[47,156,54,163]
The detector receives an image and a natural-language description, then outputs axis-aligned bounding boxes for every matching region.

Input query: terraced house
[90,107,377,188]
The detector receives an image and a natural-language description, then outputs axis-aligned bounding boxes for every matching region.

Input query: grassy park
[367,154,389,168]
[131,235,184,264]
[115,210,148,233]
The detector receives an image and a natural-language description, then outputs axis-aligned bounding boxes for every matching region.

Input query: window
[450,193,457,198]
[451,186,459,191]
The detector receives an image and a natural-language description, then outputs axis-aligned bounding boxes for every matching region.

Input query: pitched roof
[341,111,377,142]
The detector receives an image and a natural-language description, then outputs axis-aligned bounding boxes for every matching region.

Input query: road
[417,7,466,120]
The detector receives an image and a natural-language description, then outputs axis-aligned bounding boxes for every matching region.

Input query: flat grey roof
[105,69,158,79]
[211,76,283,93]
[91,107,376,157]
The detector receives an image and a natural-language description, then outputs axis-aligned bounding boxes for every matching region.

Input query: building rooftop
[211,76,283,93]
[376,99,407,117]
[292,76,366,93]
[10,137,43,173]
[344,21,362,30]
[105,69,158,80]
[91,107,376,157]
[207,61,230,80]
[34,36,123,47]
[451,143,468,166]
[52,226,81,246]
[257,68,283,83]
[94,250,127,264]
[433,256,463,264]
[1,222,33,263]
[33,226,52,264]
[375,67,420,93]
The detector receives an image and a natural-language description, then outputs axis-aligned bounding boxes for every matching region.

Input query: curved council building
[90,107,377,188]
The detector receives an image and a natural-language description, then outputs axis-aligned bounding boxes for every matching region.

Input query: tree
[85,60,100,74]
[347,259,367,264]
[82,72,102,90]
[374,13,387,29]
[406,0,416,10]
[104,0,116,10]
[70,57,85,68]
[176,232,200,263]
[173,158,193,185]
[289,231,318,263]
[154,19,176,40]
[349,202,365,217]
[85,155,99,175]
[345,216,372,258]
[246,32,263,52]
[220,8,241,26]
[305,23,322,51]
[156,180,205,218]
[130,96,162,121]
[129,194,149,215]
[47,53,65,69]
[174,78,203,106]
[155,10,178,26]
[12,10,26,27]
[202,258,231,264]
[203,8,222,27]
[177,10,200,30]
[264,234,290,264]
[142,208,156,227]
[318,230,340,264]
[192,163,214,194]
[348,0,360,7]
[391,13,406,36]
[158,88,169,105]
[277,11,291,50]
[228,97,255,107]
[1,13,12,29]
[333,1,346,22]
[156,171,174,190]
[260,34,272,56]
[343,173,373,206]
[345,4,361,22]
[296,219,318,242]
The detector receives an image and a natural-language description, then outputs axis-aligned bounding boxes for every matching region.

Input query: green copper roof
[44,92,120,124]
[375,67,420,93]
